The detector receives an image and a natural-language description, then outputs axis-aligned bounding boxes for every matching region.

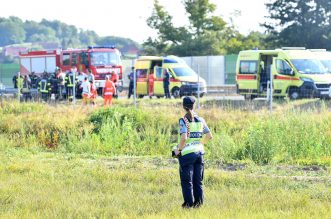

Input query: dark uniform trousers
[163,84,170,98]
[66,87,74,100]
[128,82,134,98]
[179,152,204,207]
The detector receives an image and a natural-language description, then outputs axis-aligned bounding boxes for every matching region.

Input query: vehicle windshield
[320,60,331,73]
[291,59,327,74]
[91,51,121,66]
[172,67,197,77]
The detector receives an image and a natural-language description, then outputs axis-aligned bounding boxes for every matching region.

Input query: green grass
[0,148,330,218]
[0,99,330,218]
[0,99,330,165]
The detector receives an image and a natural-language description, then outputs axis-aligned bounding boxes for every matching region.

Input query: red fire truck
[19,46,123,93]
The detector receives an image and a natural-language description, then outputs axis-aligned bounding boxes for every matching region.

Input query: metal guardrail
[207,85,236,94]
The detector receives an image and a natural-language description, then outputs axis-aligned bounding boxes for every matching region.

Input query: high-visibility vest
[178,116,204,156]
[39,79,51,93]
[65,73,75,87]
[104,80,115,96]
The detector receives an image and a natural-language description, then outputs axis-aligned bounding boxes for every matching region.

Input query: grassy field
[0,149,330,218]
[0,99,330,218]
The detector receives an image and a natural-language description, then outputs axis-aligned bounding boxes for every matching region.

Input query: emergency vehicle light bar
[281,47,306,50]
[309,49,327,52]
[88,46,116,49]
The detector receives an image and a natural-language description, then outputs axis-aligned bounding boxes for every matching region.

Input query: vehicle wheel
[199,93,204,98]
[289,88,300,100]
[138,95,144,99]
[172,87,181,99]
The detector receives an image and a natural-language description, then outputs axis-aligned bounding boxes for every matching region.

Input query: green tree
[184,0,225,36]
[264,0,331,49]
[143,0,259,56]
[24,21,58,43]
[0,17,25,46]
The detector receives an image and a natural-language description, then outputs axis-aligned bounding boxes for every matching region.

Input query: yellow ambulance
[310,49,331,73]
[134,56,207,98]
[236,48,331,99]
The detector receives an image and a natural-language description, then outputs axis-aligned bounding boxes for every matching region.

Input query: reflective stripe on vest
[66,74,74,87]
[179,118,204,156]
[40,79,49,93]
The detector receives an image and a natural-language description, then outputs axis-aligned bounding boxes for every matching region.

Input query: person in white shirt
[80,77,91,105]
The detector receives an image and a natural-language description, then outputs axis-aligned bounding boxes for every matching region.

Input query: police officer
[128,67,135,99]
[174,96,213,208]
[163,69,171,98]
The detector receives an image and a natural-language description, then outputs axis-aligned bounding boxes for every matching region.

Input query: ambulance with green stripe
[134,56,207,98]
[236,48,331,99]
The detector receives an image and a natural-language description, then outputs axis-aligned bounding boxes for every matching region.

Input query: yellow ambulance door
[237,60,259,95]
[272,58,296,96]
[135,60,150,95]
[153,66,165,95]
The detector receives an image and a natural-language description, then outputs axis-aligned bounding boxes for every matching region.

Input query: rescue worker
[89,79,97,106]
[38,73,51,102]
[128,67,134,99]
[21,75,32,102]
[87,69,95,83]
[29,72,39,89]
[173,96,213,208]
[103,75,116,106]
[80,77,91,105]
[56,68,66,100]
[163,69,171,99]
[111,71,119,98]
[65,68,78,101]
[12,72,23,89]
[76,70,86,98]
[49,72,58,101]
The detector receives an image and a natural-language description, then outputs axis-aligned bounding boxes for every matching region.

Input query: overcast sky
[1,0,270,43]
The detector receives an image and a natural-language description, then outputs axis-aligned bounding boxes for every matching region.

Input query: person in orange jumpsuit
[103,75,116,106]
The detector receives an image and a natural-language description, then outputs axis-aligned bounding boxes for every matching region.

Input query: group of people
[12,67,119,106]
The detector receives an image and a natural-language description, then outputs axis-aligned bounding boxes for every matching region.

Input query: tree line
[0,17,139,56]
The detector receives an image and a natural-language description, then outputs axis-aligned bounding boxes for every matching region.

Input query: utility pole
[269,64,273,113]
[73,71,76,104]
[132,59,136,108]
[197,64,200,110]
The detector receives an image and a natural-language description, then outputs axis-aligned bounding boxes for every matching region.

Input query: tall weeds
[0,100,330,164]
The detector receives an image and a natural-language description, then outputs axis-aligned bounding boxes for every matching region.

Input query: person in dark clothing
[38,73,51,102]
[65,68,78,101]
[49,73,58,100]
[128,67,135,99]
[12,72,23,89]
[29,72,39,89]
[173,96,213,208]
[163,69,171,98]
[22,75,32,102]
